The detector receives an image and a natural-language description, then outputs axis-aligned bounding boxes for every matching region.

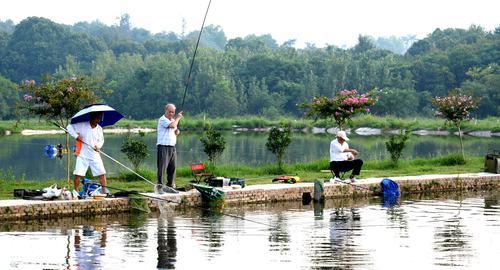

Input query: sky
[0,0,499,48]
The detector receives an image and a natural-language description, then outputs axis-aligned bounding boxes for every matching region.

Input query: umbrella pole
[66,132,70,184]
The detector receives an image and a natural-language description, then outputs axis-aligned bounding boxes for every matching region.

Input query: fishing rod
[180,0,212,111]
[330,177,373,192]
[52,122,156,187]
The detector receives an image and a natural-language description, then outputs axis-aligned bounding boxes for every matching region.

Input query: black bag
[484,150,500,174]
[13,189,44,199]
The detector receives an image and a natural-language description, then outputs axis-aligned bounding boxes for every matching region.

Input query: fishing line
[328,177,374,192]
[180,0,212,111]
[105,185,272,227]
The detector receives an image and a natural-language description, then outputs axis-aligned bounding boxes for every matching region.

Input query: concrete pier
[1,172,498,221]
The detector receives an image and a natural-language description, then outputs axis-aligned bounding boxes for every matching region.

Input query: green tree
[302,89,377,130]
[266,125,292,173]
[121,132,149,171]
[433,92,479,160]
[0,75,18,120]
[20,76,101,182]
[371,88,419,117]
[200,125,226,164]
[385,129,411,166]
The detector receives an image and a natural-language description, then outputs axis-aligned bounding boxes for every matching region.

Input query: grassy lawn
[0,155,485,200]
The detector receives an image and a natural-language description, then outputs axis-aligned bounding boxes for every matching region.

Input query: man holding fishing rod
[156,103,183,194]
[67,111,108,196]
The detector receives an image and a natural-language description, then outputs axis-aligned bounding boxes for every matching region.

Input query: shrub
[385,129,410,166]
[200,125,226,164]
[121,132,149,171]
[266,125,292,173]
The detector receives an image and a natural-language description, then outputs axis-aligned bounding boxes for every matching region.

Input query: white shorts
[73,156,106,177]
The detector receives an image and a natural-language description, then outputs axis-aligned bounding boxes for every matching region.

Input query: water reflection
[73,225,107,270]
[157,215,177,269]
[0,191,499,269]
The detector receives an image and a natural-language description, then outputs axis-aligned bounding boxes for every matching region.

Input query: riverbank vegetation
[1,115,499,134]
[0,154,484,199]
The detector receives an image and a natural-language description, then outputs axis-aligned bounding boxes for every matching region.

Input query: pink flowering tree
[302,89,377,130]
[432,92,479,160]
[20,76,100,182]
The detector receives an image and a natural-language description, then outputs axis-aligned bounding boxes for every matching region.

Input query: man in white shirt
[67,112,107,194]
[329,130,363,183]
[156,103,183,194]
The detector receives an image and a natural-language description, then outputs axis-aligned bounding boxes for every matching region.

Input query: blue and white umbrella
[70,104,124,127]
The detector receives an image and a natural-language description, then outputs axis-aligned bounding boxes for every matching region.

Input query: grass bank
[1,116,499,134]
[0,155,484,199]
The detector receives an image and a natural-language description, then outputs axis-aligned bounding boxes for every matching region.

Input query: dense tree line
[0,16,498,120]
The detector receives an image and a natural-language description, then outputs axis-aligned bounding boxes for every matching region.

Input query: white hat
[336,130,349,141]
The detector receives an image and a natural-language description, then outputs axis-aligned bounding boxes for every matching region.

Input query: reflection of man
[67,112,107,194]
[74,225,107,269]
[156,103,183,194]
[157,217,177,269]
[329,131,363,183]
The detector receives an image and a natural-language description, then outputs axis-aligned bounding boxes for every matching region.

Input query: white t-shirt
[67,122,104,160]
[330,139,353,161]
[156,115,177,146]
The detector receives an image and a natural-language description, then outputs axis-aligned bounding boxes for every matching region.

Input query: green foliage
[433,91,479,159]
[371,88,420,117]
[0,17,498,120]
[434,153,467,166]
[200,125,226,164]
[117,168,155,182]
[302,89,377,129]
[120,133,149,171]
[385,130,411,165]
[19,76,100,126]
[0,75,18,120]
[266,125,292,172]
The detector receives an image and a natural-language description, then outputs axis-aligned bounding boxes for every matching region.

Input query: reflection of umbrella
[70,104,123,127]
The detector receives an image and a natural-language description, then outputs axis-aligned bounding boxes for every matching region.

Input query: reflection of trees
[157,215,177,269]
[268,213,290,254]
[433,201,473,267]
[198,208,225,258]
[123,212,148,250]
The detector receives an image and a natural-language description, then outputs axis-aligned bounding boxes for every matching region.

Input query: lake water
[0,190,499,269]
[0,132,498,180]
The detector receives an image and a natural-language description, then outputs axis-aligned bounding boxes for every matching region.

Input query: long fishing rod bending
[180,0,212,111]
[52,122,156,186]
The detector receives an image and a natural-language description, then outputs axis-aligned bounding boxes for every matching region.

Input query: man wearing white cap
[329,130,363,183]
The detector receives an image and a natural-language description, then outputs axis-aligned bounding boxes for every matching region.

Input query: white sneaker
[155,184,165,195]
[330,177,341,183]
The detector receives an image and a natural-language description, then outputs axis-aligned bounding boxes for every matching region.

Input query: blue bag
[79,178,102,198]
[380,178,400,208]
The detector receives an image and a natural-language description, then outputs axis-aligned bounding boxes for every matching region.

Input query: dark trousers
[330,159,363,178]
[157,145,176,187]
